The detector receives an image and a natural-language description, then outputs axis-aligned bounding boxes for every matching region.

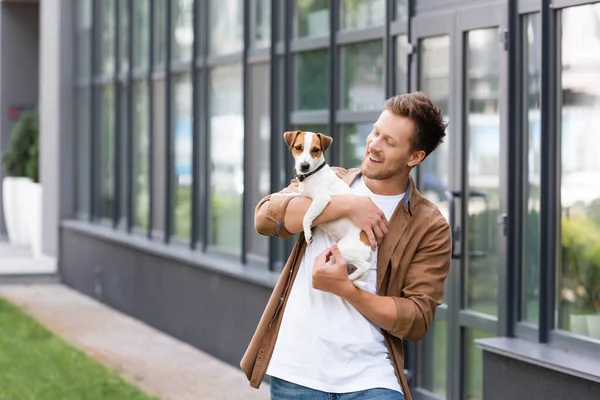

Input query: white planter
[587,314,600,339]
[2,176,32,246]
[27,182,43,258]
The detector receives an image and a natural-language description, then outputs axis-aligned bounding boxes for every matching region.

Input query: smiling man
[241,92,452,400]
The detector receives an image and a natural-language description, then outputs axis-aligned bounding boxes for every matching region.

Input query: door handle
[445,190,461,259]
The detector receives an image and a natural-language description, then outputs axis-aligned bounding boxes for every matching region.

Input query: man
[241,92,452,400]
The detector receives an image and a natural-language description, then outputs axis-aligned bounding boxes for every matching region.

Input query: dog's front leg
[303,195,331,244]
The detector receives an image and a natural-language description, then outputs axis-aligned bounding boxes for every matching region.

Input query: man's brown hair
[383,92,448,159]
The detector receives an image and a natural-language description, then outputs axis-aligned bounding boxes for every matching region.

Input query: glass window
[76,87,91,216]
[119,0,129,72]
[522,13,541,325]
[133,0,150,69]
[210,0,243,55]
[99,0,116,75]
[340,0,384,31]
[419,35,450,216]
[209,64,243,253]
[465,28,501,316]
[294,0,329,38]
[558,4,600,339]
[340,40,384,111]
[133,81,150,230]
[173,73,193,241]
[119,86,129,225]
[173,0,194,62]
[76,0,92,79]
[397,0,408,22]
[154,0,167,66]
[251,0,271,48]
[418,318,447,397]
[247,63,270,260]
[339,123,372,169]
[396,35,409,95]
[152,78,167,238]
[294,49,330,110]
[100,85,116,220]
[466,330,493,400]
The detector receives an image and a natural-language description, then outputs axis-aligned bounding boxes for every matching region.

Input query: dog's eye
[294,145,302,151]
[311,147,319,153]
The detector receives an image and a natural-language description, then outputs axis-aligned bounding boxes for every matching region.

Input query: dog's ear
[317,133,333,152]
[283,130,302,149]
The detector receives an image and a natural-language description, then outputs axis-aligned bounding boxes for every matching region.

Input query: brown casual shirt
[240,167,452,400]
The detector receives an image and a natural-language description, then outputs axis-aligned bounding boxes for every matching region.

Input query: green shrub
[1,110,39,182]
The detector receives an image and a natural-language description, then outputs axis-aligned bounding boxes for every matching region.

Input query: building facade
[2,0,599,399]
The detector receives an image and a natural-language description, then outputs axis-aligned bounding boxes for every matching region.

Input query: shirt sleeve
[254,179,300,239]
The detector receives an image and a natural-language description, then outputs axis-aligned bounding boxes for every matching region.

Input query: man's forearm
[341,285,397,332]
[282,195,351,235]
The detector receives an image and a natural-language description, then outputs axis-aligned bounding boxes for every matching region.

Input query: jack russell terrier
[282,130,374,289]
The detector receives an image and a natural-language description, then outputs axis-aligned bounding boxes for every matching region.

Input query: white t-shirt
[266,176,405,393]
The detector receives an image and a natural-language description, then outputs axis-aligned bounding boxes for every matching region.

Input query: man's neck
[362,174,409,196]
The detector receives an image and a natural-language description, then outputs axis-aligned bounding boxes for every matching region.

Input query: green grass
[0,298,157,400]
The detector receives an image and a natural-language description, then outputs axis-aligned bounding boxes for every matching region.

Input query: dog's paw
[353,280,367,289]
[304,230,313,244]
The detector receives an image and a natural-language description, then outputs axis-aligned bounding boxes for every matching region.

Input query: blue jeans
[270,377,405,400]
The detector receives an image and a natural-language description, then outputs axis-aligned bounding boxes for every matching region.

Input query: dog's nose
[300,162,310,172]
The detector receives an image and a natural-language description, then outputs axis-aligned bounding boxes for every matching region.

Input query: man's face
[360,110,423,180]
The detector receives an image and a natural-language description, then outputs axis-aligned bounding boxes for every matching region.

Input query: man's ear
[408,150,426,168]
[317,133,333,152]
[283,130,302,148]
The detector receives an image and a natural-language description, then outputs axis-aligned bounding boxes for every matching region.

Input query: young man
[241,92,452,400]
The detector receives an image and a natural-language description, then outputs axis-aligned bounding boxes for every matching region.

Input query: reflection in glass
[465,28,500,316]
[119,0,129,72]
[340,123,372,169]
[341,0,384,31]
[419,318,447,396]
[247,63,270,260]
[133,82,150,230]
[419,36,450,220]
[133,0,150,69]
[466,330,492,400]
[210,0,243,55]
[100,85,115,220]
[522,13,542,325]
[558,4,600,339]
[340,40,384,110]
[76,87,91,216]
[76,0,92,78]
[210,64,244,253]
[100,0,116,74]
[397,0,408,22]
[119,87,129,226]
[154,0,167,65]
[294,0,329,38]
[396,35,409,95]
[173,73,193,240]
[152,78,166,238]
[251,0,271,48]
[173,0,194,61]
[294,49,330,110]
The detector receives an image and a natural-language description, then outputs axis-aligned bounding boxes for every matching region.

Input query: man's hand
[312,244,357,298]
[344,195,388,250]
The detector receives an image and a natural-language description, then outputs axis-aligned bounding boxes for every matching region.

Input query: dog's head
[283,130,333,176]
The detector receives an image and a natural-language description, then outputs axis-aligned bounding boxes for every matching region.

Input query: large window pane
[294,49,330,110]
[76,87,91,216]
[119,86,129,225]
[173,0,194,62]
[465,29,501,316]
[251,0,271,48]
[419,318,447,397]
[119,0,129,72]
[133,0,150,69]
[210,64,243,253]
[465,330,492,400]
[100,85,116,220]
[558,4,600,339]
[247,63,270,260]
[396,35,409,95]
[76,0,92,79]
[133,82,150,230]
[173,73,193,241]
[340,40,384,111]
[294,0,329,38]
[152,78,166,238]
[339,123,372,169]
[154,0,167,66]
[99,0,116,75]
[522,13,541,325]
[397,0,408,21]
[420,36,450,218]
[210,0,243,55]
[341,0,384,31]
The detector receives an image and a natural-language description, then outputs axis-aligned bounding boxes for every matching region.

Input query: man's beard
[360,158,399,181]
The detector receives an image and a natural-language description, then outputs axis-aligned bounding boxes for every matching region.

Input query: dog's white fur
[284,131,374,289]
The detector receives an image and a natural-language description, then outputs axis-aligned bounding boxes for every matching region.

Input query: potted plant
[1,110,38,247]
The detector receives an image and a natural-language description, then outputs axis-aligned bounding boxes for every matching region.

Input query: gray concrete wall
[0,3,39,235]
[39,0,74,257]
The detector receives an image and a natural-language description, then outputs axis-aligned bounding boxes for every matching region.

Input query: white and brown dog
[283,130,374,289]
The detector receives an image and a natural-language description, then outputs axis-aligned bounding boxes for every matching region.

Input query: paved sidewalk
[0,284,269,400]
